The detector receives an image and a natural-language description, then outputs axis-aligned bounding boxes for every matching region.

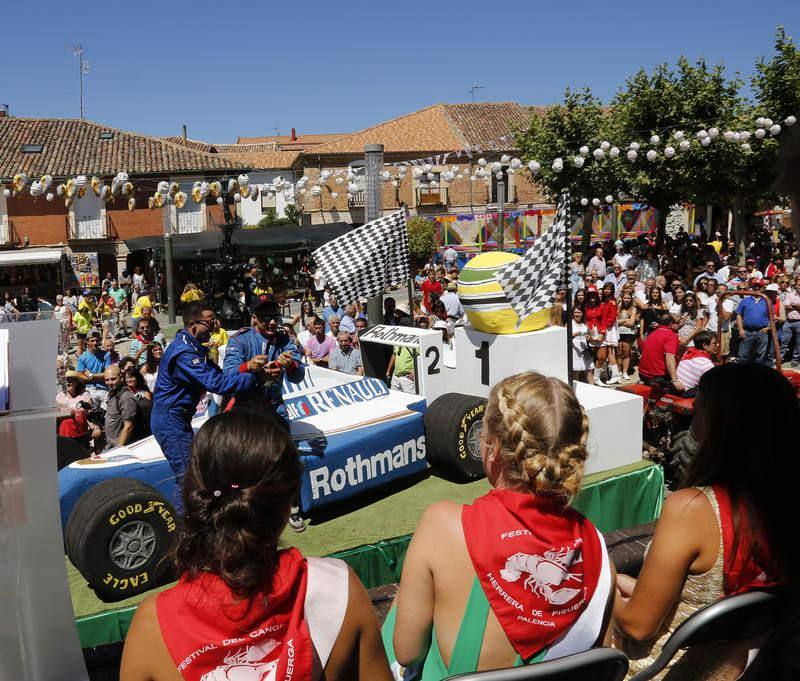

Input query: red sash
[462,489,602,659]
[712,485,779,596]
[157,547,313,681]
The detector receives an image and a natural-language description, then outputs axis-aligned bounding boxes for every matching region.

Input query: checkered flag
[494,195,570,328]
[312,210,410,304]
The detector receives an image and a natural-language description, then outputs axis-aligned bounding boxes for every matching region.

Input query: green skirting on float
[73,461,663,648]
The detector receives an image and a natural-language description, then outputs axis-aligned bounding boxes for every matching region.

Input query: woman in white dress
[571,307,595,385]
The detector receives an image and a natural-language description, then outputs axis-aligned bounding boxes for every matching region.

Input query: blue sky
[1,0,798,143]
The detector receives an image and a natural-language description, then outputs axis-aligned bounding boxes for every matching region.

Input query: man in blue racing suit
[223,293,307,531]
[151,301,267,512]
[223,294,306,427]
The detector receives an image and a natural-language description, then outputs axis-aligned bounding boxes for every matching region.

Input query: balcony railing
[68,214,109,240]
[348,190,365,208]
[416,186,448,207]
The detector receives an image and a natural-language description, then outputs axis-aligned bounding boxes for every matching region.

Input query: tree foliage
[406,216,437,259]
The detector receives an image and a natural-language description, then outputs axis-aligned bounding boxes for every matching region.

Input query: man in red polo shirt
[639,311,686,392]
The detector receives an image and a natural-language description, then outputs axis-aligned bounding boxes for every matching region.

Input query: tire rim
[109,520,157,571]
[466,420,483,462]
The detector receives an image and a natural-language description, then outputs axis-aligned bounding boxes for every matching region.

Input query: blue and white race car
[59,362,485,602]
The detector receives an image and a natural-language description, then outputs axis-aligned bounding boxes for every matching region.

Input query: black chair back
[629,590,783,681]
[444,647,628,681]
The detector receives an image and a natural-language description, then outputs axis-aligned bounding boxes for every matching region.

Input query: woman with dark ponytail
[121,409,392,681]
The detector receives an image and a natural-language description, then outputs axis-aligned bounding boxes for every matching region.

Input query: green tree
[257,207,292,228]
[515,88,622,250]
[406,216,437,261]
[753,26,800,246]
[284,203,302,225]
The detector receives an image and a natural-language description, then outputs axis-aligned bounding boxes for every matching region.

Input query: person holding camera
[223,294,306,531]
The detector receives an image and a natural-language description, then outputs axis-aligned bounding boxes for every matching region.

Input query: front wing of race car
[58,367,427,524]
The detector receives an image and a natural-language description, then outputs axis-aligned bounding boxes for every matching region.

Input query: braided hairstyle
[174,409,302,601]
[484,372,589,506]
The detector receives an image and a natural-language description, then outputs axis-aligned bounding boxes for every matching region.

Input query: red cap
[586,285,599,293]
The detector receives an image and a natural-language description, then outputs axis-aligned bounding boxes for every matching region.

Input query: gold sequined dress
[614,487,751,680]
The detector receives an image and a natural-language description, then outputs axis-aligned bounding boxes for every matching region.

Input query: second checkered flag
[312,210,410,305]
[494,197,570,328]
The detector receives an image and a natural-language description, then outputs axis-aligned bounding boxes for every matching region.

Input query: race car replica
[59,364,485,602]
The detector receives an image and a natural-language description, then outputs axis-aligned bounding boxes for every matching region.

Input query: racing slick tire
[424,393,487,482]
[667,429,699,487]
[57,435,89,471]
[65,479,178,602]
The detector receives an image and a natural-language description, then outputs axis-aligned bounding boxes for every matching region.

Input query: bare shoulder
[129,592,160,633]
[660,488,714,522]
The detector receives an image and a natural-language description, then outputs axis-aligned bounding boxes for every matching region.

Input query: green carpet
[68,461,656,620]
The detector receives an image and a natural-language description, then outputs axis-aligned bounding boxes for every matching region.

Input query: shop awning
[124,223,354,258]
[0,248,63,266]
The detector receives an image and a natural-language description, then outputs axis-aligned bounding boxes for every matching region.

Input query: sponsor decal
[359,324,422,346]
[285,377,389,420]
[308,435,426,500]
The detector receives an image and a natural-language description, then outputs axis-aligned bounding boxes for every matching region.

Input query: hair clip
[212,490,222,498]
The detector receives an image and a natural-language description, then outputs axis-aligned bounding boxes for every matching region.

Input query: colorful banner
[68,252,100,289]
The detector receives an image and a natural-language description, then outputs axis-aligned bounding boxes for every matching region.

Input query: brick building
[294,102,549,225]
[0,115,248,292]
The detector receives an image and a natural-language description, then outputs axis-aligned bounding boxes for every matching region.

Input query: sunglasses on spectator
[256,312,282,324]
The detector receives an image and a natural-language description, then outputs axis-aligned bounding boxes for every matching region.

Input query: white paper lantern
[600,141,611,151]
[216,197,223,205]
[423,163,432,172]
[770,124,781,136]
[741,143,752,152]
[470,175,477,182]
[233,193,242,202]
[605,195,614,204]
[733,132,741,142]
[629,142,640,151]
[29,180,43,197]
[646,149,658,162]
[46,192,54,202]
[764,118,773,128]
[573,156,585,168]
[495,171,503,179]
[740,131,751,142]
[580,197,589,206]
[579,145,589,155]
[381,170,391,181]
[592,198,600,207]
[627,150,638,162]
[300,188,306,195]
[593,148,605,160]
[477,158,487,167]
[723,130,736,142]
[696,129,708,139]
[650,134,660,145]
[609,146,620,158]
[330,191,339,199]
[510,157,522,169]
[491,161,502,172]
[679,139,691,151]
[75,175,89,189]
[552,158,563,173]
[673,130,685,141]
[755,128,767,139]
[756,117,766,128]
[500,154,511,163]
[451,165,459,173]
[701,136,712,146]
[528,160,541,174]
[398,166,407,175]
[431,180,439,187]
[391,180,399,187]
[786,115,797,126]
[664,146,676,158]
[427,172,435,180]
[335,177,344,185]
[708,128,719,139]
[3,189,9,198]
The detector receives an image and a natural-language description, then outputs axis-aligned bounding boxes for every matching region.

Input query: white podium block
[449,325,569,399]
[574,382,643,475]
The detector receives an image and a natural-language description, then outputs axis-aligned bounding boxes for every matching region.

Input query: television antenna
[467,83,485,101]
[72,45,90,119]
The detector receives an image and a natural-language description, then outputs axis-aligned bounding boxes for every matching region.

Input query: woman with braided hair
[120,409,392,681]
[389,372,613,679]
